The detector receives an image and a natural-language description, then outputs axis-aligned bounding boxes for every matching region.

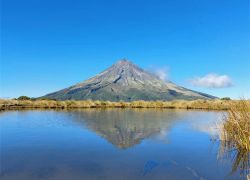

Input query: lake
[0,109,247,179]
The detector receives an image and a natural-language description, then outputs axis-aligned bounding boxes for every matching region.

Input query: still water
[0,109,247,179]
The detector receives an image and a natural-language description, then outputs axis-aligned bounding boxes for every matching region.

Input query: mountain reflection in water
[69,109,186,149]
[0,109,247,180]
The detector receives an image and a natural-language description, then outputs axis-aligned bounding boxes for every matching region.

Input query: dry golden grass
[218,99,250,176]
[220,99,250,151]
[1,99,249,111]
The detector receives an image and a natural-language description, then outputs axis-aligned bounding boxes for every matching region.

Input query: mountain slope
[42,60,216,101]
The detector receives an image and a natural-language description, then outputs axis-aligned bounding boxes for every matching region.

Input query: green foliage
[17,96,31,100]
[221,97,231,100]
[39,97,57,101]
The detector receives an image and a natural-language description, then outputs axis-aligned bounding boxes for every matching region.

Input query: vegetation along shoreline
[1,98,249,111]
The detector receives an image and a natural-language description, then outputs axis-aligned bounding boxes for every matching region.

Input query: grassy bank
[1,99,249,111]
[218,99,250,176]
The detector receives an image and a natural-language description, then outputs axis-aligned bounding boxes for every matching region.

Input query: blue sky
[1,0,250,99]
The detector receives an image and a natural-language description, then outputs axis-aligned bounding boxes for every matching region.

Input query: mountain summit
[43,59,216,101]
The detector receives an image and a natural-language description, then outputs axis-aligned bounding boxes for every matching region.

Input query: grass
[0,99,245,111]
[221,99,250,151]
[218,99,250,176]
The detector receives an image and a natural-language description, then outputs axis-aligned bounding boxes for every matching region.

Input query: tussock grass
[218,99,250,176]
[221,99,250,151]
[0,99,248,111]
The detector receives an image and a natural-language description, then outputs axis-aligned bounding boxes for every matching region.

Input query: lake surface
[0,109,247,179]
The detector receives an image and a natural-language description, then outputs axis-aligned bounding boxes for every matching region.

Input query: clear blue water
[0,109,246,179]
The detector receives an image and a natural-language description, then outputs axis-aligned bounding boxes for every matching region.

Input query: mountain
[42,59,216,101]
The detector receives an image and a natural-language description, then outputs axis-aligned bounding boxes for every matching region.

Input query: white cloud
[151,67,169,81]
[190,73,233,88]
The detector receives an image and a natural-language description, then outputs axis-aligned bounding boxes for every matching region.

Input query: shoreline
[0,105,228,111]
[1,99,247,111]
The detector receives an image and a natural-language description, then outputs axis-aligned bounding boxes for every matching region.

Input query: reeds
[221,99,250,151]
[218,99,250,176]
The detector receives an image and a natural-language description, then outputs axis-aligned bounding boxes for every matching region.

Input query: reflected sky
[0,109,245,180]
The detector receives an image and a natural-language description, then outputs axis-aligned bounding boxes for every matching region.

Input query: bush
[17,96,31,100]
[221,97,231,100]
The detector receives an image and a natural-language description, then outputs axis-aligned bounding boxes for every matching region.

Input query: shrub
[221,97,231,100]
[17,96,31,100]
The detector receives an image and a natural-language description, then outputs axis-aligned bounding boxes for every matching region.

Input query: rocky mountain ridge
[42,60,216,101]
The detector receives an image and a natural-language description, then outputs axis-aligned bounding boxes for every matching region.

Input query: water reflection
[218,140,250,177]
[68,109,187,149]
[70,108,250,177]
[0,109,246,180]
